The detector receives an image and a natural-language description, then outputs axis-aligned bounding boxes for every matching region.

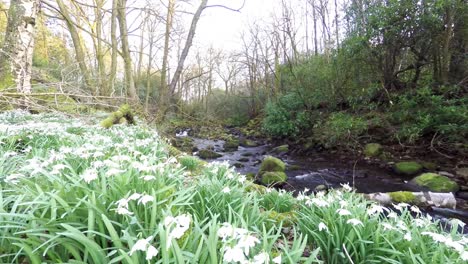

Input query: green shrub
[314,112,368,148]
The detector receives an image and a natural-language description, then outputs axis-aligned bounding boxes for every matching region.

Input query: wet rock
[238,157,249,162]
[241,152,253,157]
[457,192,468,200]
[240,138,258,147]
[233,162,244,168]
[364,143,382,157]
[439,171,455,178]
[259,156,286,172]
[286,165,301,171]
[258,156,287,185]
[272,144,289,154]
[394,161,423,176]
[171,137,195,152]
[456,168,468,181]
[197,149,222,159]
[314,184,328,192]
[223,139,240,151]
[410,173,459,193]
[421,161,438,171]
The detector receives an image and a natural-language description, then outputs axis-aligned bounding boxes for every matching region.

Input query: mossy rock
[410,173,459,192]
[240,138,258,147]
[388,191,416,203]
[223,139,239,151]
[421,162,438,171]
[100,104,135,128]
[245,183,267,194]
[171,137,195,152]
[246,172,256,181]
[261,171,287,185]
[272,144,289,154]
[197,149,222,159]
[167,145,183,157]
[233,162,244,168]
[259,156,286,173]
[394,161,423,176]
[364,143,382,157]
[265,210,297,228]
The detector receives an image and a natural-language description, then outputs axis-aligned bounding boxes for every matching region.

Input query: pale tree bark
[160,0,175,106]
[169,0,208,97]
[56,0,93,92]
[117,0,138,100]
[0,0,41,96]
[109,0,118,96]
[94,0,107,95]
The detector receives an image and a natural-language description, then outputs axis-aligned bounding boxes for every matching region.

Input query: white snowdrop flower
[340,183,352,192]
[421,232,446,243]
[336,208,352,216]
[82,168,98,183]
[444,238,464,252]
[104,159,120,168]
[413,218,425,227]
[318,222,328,232]
[461,251,468,261]
[396,221,408,231]
[238,175,246,183]
[272,255,282,264]
[92,160,104,168]
[116,207,133,216]
[223,246,246,263]
[449,218,466,229]
[129,236,158,260]
[237,234,260,255]
[128,193,142,201]
[164,214,191,248]
[367,204,388,216]
[339,200,348,208]
[138,195,154,205]
[404,232,412,241]
[226,173,235,179]
[141,175,156,181]
[296,194,306,201]
[93,151,104,158]
[146,245,158,260]
[222,187,231,193]
[112,155,131,162]
[116,198,129,208]
[4,151,18,157]
[381,223,394,231]
[312,198,329,207]
[278,190,286,196]
[387,212,398,219]
[347,218,363,226]
[106,168,125,177]
[252,251,269,264]
[410,205,421,214]
[218,223,235,240]
[316,191,325,198]
[233,227,249,237]
[5,173,24,184]
[266,188,273,193]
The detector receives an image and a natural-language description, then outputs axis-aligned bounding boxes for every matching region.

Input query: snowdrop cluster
[164,214,191,248]
[115,192,155,216]
[129,236,159,260]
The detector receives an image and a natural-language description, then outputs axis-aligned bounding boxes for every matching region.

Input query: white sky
[194,0,279,51]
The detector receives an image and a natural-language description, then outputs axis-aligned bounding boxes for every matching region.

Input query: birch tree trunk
[0,0,41,97]
[160,0,175,108]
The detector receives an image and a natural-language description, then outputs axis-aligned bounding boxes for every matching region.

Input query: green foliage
[262,92,311,137]
[391,87,468,143]
[314,112,368,148]
[179,155,203,172]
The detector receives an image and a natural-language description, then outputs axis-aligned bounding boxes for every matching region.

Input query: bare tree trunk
[109,0,118,96]
[312,0,318,55]
[160,0,175,112]
[117,0,138,100]
[0,0,40,99]
[94,0,107,95]
[334,0,339,49]
[56,0,93,92]
[169,0,208,96]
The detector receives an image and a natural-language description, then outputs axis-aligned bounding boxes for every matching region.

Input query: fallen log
[365,191,456,209]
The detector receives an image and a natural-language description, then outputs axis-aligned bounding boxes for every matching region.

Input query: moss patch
[411,173,459,192]
[388,191,416,203]
[259,156,286,173]
[223,139,239,151]
[272,144,289,154]
[100,104,135,128]
[364,143,382,157]
[265,210,297,228]
[197,149,222,159]
[261,171,287,185]
[394,161,423,176]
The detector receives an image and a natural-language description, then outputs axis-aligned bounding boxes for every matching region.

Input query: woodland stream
[177,132,468,231]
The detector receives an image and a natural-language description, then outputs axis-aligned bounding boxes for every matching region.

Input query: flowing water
[178,133,468,228]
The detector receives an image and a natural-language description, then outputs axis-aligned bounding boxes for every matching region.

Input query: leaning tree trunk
[365,192,456,209]
[0,0,40,99]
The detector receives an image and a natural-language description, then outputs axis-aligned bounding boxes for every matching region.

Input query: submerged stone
[197,149,222,159]
[394,161,423,176]
[261,171,287,185]
[272,144,289,154]
[259,156,286,173]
